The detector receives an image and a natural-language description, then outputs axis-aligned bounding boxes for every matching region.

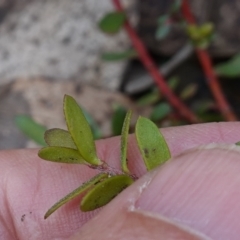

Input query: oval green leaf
[98,11,126,34]
[168,76,180,90]
[137,88,161,106]
[135,117,171,171]
[80,174,134,212]
[155,24,170,40]
[44,128,77,149]
[64,95,102,166]
[150,102,172,122]
[170,0,182,14]
[215,54,240,78]
[120,110,132,174]
[44,173,108,219]
[15,115,47,146]
[180,83,198,100]
[38,146,86,164]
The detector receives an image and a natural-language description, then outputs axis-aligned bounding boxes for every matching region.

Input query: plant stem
[89,161,138,180]
[181,0,237,121]
[112,0,199,123]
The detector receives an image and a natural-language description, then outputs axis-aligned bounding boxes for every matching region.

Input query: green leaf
[38,146,86,164]
[80,174,134,212]
[187,23,214,49]
[199,23,214,38]
[136,117,171,171]
[82,109,102,140]
[120,110,132,174]
[64,95,102,166]
[236,142,240,146]
[98,11,126,34]
[155,24,171,40]
[180,83,198,100]
[170,0,182,14]
[101,49,137,61]
[215,54,240,78]
[150,103,172,122]
[44,128,77,149]
[111,105,127,136]
[156,15,171,40]
[15,115,47,146]
[44,173,108,219]
[193,99,215,114]
[157,15,169,25]
[168,76,180,90]
[137,88,161,106]
[187,25,201,41]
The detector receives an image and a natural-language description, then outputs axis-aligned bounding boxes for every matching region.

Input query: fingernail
[135,146,240,239]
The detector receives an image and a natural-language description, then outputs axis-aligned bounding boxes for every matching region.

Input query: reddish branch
[181,0,237,121]
[112,0,199,123]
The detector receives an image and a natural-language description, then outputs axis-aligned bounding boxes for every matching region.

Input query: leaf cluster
[38,95,171,219]
[186,23,214,49]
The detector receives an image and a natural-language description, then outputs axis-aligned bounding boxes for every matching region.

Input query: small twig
[112,0,200,123]
[181,0,237,121]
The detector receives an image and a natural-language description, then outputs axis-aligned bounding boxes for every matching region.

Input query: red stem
[181,0,237,121]
[112,0,199,123]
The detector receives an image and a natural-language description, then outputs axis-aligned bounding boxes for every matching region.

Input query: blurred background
[0,0,240,149]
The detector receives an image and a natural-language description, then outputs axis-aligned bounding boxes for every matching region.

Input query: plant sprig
[38,95,171,219]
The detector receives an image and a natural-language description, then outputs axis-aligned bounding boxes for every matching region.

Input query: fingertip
[70,208,209,240]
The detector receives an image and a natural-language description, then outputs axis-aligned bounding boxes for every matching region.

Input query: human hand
[1,122,240,239]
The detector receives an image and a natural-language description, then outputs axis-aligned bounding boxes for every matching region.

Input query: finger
[70,145,240,239]
[97,122,240,176]
[137,145,240,239]
[71,210,210,240]
[1,122,240,239]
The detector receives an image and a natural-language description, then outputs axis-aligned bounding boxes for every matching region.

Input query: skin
[1,122,240,239]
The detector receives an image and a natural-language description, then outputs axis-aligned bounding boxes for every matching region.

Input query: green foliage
[156,24,171,40]
[170,0,182,14]
[137,88,161,106]
[38,95,171,219]
[98,11,126,34]
[215,54,240,78]
[44,173,108,219]
[101,49,137,61]
[81,175,134,212]
[186,23,214,48]
[155,15,171,40]
[44,128,77,149]
[168,76,180,90]
[150,102,172,122]
[193,100,223,122]
[111,105,127,136]
[120,110,132,174]
[155,0,183,40]
[135,117,171,171]
[64,95,102,166]
[38,146,86,164]
[193,99,215,114]
[15,115,47,146]
[180,83,198,100]
[137,77,179,107]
